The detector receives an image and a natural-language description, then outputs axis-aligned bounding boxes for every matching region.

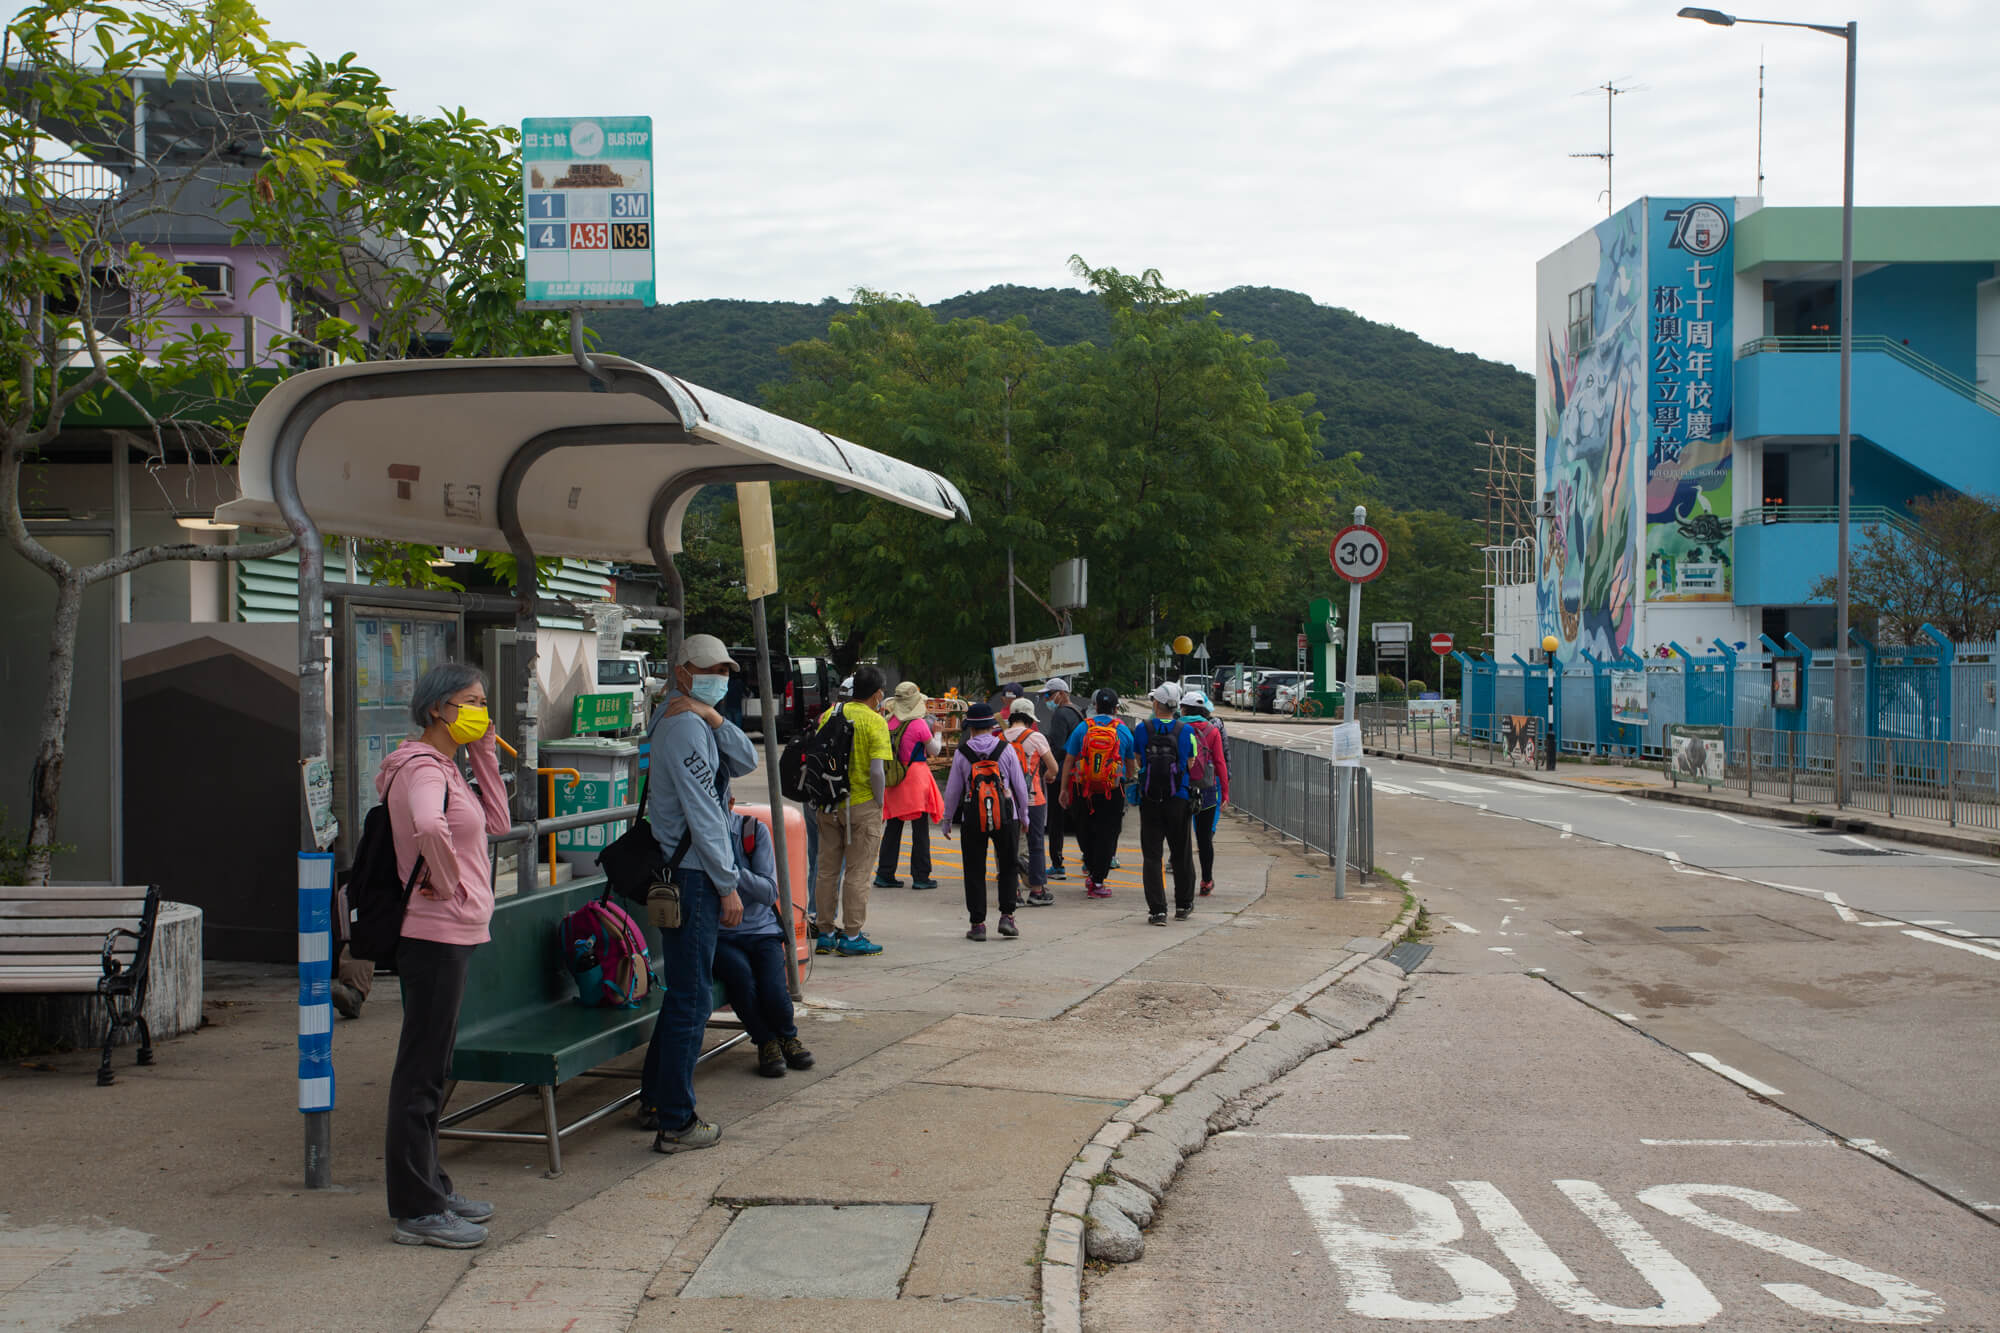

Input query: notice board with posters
[1668,723,1726,787]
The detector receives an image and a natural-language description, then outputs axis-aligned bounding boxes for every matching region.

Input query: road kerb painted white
[1903,929,2000,962]
[1640,1138,1832,1148]
[1687,1052,1784,1097]
[1218,1131,1411,1142]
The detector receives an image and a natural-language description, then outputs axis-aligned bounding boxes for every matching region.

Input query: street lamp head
[1677,6,1737,23]
[1541,635,1560,654]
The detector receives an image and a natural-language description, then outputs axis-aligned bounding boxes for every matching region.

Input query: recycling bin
[539,737,641,875]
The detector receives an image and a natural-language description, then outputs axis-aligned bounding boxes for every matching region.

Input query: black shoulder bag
[598,724,729,906]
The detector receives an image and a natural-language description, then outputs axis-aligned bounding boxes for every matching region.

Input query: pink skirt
[883,759,945,823]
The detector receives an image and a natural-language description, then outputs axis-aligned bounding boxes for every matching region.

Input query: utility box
[539,736,640,874]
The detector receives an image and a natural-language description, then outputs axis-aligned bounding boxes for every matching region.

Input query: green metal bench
[438,876,745,1175]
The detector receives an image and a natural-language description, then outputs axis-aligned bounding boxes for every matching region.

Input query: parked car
[1179,673,1211,700]
[726,649,834,741]
[594,651,652,728]
[1255,670,1307,713]
[1228,669,1264,710]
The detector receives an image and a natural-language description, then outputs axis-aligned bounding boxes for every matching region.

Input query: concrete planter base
[1,902,203,1054]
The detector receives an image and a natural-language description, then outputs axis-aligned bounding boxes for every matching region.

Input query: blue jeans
[641,867,720,1128]
[711,932,795,1047]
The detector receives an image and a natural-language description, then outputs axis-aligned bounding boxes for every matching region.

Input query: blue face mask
[688,673,730,706]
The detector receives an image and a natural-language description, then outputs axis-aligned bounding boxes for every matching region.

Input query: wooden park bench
[0,884,162,1085]
[439,877,746,1175]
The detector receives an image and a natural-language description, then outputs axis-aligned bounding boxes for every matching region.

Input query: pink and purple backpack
[560,894,655,1008]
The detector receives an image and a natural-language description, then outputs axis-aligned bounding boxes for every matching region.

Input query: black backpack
[1140,719,1187,804]
[343,770,446,965]
[782,704,856,811]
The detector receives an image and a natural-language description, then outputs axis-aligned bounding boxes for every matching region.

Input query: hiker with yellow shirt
[809,666,894,957]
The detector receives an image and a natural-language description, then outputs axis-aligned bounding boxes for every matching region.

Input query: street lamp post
[1678,7,1855,786]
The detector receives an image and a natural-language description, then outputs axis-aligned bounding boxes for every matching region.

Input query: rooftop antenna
[1570,79,1644,217]
[1756,49,1766,197]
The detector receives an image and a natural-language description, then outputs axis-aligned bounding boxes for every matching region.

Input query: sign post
[1329,507,1386,901]
[1430,632,1454,698]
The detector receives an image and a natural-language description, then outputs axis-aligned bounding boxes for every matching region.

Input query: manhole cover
[1656,925,1710,933]
[682,1204,930,1299]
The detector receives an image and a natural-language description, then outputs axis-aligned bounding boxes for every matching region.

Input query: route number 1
[1332,524,1386,584]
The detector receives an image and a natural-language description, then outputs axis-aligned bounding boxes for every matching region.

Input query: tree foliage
[1810,492,2000,644]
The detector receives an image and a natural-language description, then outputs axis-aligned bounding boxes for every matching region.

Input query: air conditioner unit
[179,262,235,302]
[1532,498,1557,519]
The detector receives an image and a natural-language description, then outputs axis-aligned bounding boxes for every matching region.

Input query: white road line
[1946,928,1978,937]
[1499,915,1513,927]
[1498,898,1520,904]
[1494,780,1552,793]
[1823,891,1859,925]
[1448,920,1481,934]
[1640,1138,1831,1148]
[1488,946,1515,954]
[1903,928,2000,961]
[1218,1131,1411,1141]
[1687,1052,1784,1097]
[1615,796,1637,805]
[1710,811,1753,826]
[1613,1012,1638,1022]
[1372,782,1417,795]
[1914,919,1954,926]
[1842,834,1883,851]
[1419,780,1500,795]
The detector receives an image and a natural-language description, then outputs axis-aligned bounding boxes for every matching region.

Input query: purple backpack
[560,895,655,1008]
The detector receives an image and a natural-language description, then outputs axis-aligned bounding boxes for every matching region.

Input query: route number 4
[1291,1176,1942,1325]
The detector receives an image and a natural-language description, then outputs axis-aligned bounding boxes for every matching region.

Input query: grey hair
[410,662,487,729]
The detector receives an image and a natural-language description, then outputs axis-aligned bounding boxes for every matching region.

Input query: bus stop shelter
[217,351,969,1186]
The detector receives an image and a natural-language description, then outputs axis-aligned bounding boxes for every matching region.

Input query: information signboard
[572,691,634,735]
[1611,670,1649,725]
[523,116,656,306]
[992,635,1090,686]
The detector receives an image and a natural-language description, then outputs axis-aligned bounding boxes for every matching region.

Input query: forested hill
[591,285,1531,518]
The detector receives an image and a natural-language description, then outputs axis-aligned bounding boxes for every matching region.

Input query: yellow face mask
[444,703,489,745]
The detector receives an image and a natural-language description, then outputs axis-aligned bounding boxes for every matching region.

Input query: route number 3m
[1332,525,1386,584]
[1291,1176,1942,1325]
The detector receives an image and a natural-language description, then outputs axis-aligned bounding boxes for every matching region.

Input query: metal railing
[1737,334,2000,417]
[1362,706,1549,769]
[1702,727,2000,830]
[1225,736,1372,877]
[1737,504,1923,546]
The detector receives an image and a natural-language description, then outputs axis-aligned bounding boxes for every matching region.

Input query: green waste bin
[540,737,640,875]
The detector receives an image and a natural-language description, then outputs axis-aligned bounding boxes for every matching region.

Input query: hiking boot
[780,1037,815,1070]
[996,915,1019,938]
[1199,880,1214,896]
[815,930,841,955]
[443,1192,494,1223]
[834,932,882,957]
[910,877,940,891]
[330,980,363,1020]
[1174,906,1193,921]
[652,1116,722,1154]
[756,1039,787,1078]
[1026,888,1055,907]
[1086,881,1113,899]
[392,1212,486,1249]
[871,874,904,889]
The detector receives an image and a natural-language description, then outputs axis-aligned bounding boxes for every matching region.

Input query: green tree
[1809,492,2000,644]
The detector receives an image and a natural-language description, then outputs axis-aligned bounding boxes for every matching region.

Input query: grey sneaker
[392,1212,486,1248]
[444,1192,494,1223]
[652,1116,722,1154]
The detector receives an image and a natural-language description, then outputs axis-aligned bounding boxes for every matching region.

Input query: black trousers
[1140,797,1196,914]
[960,821,1020,923]
[878,816,933,882]
[1076,792,1124,883]
[1045,796,1071,870]
[385,937,475,1220]
[1193,803,1220,882]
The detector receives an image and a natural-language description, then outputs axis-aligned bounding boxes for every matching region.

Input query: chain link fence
[1224,736,1372,876]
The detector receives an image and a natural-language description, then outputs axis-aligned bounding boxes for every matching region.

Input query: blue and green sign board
[522,115,655,307]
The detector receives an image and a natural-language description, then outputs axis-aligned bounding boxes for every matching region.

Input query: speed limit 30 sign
[1331,524,1387,583]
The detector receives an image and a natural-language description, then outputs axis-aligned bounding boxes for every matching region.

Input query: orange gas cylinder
[734,802,813,984]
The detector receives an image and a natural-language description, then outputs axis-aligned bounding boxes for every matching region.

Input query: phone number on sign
[537,282,641,298]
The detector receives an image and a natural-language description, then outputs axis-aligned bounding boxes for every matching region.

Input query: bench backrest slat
[0,885,160,999]
[2,917,150,934]
[1,934,141,953]
[0,899,151,917]
[0,884,154,900]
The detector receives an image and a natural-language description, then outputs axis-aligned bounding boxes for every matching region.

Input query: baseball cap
[1093,687,1120,713]
[1149,681,1183,707]
[680,634,736,669]
[1182,689,1211,712]
[1041,677,1070,695]
[1008,697,1038,721]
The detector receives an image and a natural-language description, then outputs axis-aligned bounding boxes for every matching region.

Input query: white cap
[1041,677,1069,695]
[839,675,855,697]
[1008,697,1038,720]
[1149,681,1183,707]
[680,634,736,670]
[1182,690,1210,711]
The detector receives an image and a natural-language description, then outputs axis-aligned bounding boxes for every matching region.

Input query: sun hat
[680,634,736,670]
[888,680,929,721]
[963,702,999,729]
[1008,697,1037,721]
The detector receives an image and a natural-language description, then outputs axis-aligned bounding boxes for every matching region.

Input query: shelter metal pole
[751,598,801,999]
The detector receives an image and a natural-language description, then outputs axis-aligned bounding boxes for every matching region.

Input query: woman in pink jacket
[375,663,512,1248]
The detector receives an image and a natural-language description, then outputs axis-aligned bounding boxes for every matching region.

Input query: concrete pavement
[0,805,1406,1331]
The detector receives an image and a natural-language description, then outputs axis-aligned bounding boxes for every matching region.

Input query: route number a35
[1332,524,1386,584]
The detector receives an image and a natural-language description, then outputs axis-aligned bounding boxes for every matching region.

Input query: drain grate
[1386,942,1433,973]
[1656,925,1710,933]
[1825,848,1902,856]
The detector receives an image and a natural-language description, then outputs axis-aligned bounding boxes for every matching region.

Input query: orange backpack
[965,738,1013,832]
[1074,718,1124,797]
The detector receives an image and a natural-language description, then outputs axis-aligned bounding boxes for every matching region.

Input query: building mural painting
[1645,198,1736,602]
[1538,201,1645,662]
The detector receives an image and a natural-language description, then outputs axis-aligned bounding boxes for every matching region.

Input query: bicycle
[1290,694,1324,719]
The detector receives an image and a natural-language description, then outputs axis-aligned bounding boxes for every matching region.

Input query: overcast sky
[250,0,1996,371]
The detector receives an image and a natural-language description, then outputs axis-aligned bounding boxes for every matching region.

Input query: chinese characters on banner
[1645,199,1734,603]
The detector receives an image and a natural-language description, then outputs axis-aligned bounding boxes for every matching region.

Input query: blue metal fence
[1451,624,2000,758]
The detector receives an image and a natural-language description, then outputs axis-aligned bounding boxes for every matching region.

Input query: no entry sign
[1431,632,1455,656]
[1331,525,1386,583]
